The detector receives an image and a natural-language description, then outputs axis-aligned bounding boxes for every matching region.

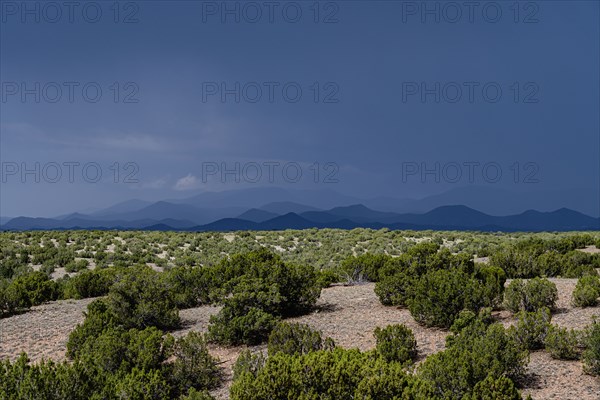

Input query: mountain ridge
[3,205,598,232]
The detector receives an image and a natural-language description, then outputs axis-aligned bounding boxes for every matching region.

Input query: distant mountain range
[2,186,598,232]
[2,198,598,232]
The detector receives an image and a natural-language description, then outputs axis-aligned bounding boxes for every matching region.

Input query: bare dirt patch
[289,283,448,356]
[578,245,600,254]
[0,298,95,362]
[521,351,599,400]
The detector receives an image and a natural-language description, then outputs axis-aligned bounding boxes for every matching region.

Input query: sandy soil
[1,281,599,399]
[0,298,95,362]
[579,246,600,254]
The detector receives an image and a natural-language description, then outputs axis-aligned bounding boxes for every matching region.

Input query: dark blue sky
[1,0,599,217]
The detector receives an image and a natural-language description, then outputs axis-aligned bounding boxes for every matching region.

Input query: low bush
[408,269,487,328]
[448,308,494,337]
[1,334,218,400]
[374,272,414,307]
[337,253,391,283]
[208,307,279,346]
[162,266,213,309]
[267,322,334,356]
[582,319,600,376]
[64,259,89,273]
[374,324,417,363]
[374,249,501,328]
[67,299,117,358]
[316,269,340,288]
[208,277,282,345]
[0,271,59,317]
[475,265,507,308]
[167,332,221,396]
[417,314,527,400]
[73,326,170,375]
[489,237,600,278]
[509,308,552,350]
[181,388,216,400]
[464,375,522,400]
[232,350,267,381]
[210,249,321,315]
[60,268,115,300]
[504,278,558,313]
[0,278,28,317]
[230,348,413,400]
[572,275,600,307]
[0,354,94,400]
[111,367,171,400]
[208,250,322,346]
[106,265,180,330]
[544,325,581,360]
[490,249,538,279]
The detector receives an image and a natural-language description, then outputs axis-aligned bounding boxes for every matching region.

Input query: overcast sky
[1,0,598,217]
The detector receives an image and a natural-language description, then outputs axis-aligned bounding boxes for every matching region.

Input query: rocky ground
[1,280,599,399]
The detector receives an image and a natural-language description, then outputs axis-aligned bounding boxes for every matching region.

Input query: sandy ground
[0,297,95,361]
[579,246,600,254]
[1,281,599,399]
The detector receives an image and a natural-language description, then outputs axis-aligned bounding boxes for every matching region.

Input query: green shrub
[0,271,60,317]
[232,350,266,381]
[1,348,194,400]
[464,374,521,400]
[208,277,282,346]
[180,388,216,400]
[67,299,118,358]
[509,307,552,350]
[408,269,485,328]
[353,359,415,399]
[215,277,283,316]
[163,266,213,308]
[316,269,339,288]
[208,307,279,346]
[490,244,598,279]
[374,272,414,306]
[449,309,478,334]
[504,278,558,313]
[373,324,417,363]
[61,268,115,300]
[13,271,58,305]
[65,259,89,273]
[74,326,170,374]
[230,348,413,400]
[544,325,581,360]
[0,278,28,317]
[562,251,600,278]
[0,354,94,400]
[475,265,506,308]
[418,319,527,400]
[375,250,497,326]
[490,249,538,278]
[211,249,321,315]
[449,308,494,336]
[168,332,220,396]
[338,254,391,283]
[207,251,322,346]
[112,368,170,400]
[106,265,180,330]
[267,322,334,356]
[572,275,600,307]
[582,319,600,376]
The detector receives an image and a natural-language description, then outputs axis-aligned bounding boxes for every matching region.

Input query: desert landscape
[1,230,600,399]
[3,2,599,399]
